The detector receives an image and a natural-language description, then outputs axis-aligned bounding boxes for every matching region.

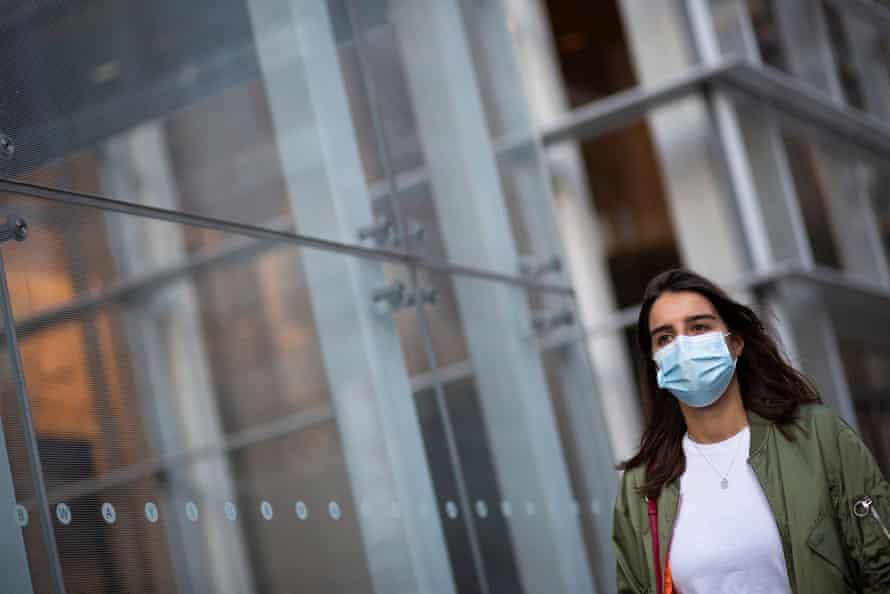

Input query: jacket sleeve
[824,413,890,593]
[613,470,647,594]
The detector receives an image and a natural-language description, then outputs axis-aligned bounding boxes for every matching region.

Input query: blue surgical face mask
[653,331,737,408]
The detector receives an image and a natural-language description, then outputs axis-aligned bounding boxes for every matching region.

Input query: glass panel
[533,288,617,594]
[0,190,430,594]
[0,1,281,224]
[539,343,615,594]
[414,377,523,594]
[410,269,610,593]
[0,0,407,243]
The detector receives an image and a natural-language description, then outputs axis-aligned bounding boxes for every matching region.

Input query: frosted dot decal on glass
[445,501,458,519]
[501,500,512,517]
[145,502,159,523]
[186,502,199,522]
[224,501,238,522]
[359,500,370,518]
[571,500,580,516]
[295,501,308,520]
[101,502,116,524]
[590,499,601,517]
[260,501,274,521]
[328,501,341,521]
[419,502,430,518]
[390,501,401,519]
[524,500,536,516]
[475,500,488,518]
[56,503,72,525]
[15,504,28,527]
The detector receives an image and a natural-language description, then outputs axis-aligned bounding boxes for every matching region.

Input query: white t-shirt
[669,426,792,594]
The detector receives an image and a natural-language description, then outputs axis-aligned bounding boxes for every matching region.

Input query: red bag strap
[648,497,663,594]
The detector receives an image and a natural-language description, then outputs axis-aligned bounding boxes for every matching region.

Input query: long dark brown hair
[619,268,820,500]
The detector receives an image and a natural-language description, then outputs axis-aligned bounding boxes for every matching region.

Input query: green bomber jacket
[613,403,890,593]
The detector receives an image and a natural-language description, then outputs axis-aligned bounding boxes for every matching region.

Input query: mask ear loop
[724,331,741,364]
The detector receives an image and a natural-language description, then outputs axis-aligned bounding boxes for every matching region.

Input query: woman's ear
[730,334,744,359]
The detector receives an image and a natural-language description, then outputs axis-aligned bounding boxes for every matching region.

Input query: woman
[612,269,889,594]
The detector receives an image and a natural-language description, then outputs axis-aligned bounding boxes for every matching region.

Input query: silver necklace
[689,429,745,490]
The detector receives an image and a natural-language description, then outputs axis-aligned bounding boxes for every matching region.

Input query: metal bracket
[519,255,561,279]
[0,133,14,160]
[358,216,394,246]
[372,280,437,313]
[399,220,425,245]
[402,286,437,307]
[532,307,573,333]
[0,217,27,243]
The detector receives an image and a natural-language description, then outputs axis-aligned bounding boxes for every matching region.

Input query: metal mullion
[540,60,740,146]
[409,264,492,594]
[776,262,890,303]
[720,64,890,159]
[0,178,414,265]
[0,250,67,594]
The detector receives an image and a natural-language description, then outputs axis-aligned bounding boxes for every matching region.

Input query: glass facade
[1,1,889,594]
[0,1,613,594]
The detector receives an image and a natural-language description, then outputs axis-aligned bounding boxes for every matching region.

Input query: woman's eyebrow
[685,314,718,324]
[649,323,673,337]
[650,313,719,337]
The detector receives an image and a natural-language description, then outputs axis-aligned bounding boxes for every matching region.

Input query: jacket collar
[663,408,772,495]
[747,409,771,458]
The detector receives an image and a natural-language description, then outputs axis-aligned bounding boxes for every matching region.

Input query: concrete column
[390,1,597,592]
[246,1,457,593]
[99,124,256,594]
[503,0,643,468]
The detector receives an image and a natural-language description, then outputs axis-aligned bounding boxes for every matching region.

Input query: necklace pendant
[720,478,729,490]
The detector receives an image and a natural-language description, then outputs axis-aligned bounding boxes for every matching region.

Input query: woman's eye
[691,324,709,333]
[656,335,672,347]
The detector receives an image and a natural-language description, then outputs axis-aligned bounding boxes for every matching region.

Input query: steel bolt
[0,134,14,159]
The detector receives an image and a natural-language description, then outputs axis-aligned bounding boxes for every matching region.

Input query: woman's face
[647,290,744,358]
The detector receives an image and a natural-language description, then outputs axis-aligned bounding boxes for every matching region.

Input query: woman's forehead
[648,291,719,329]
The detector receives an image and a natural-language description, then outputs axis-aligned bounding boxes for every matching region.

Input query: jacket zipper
[853,495,890,541]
